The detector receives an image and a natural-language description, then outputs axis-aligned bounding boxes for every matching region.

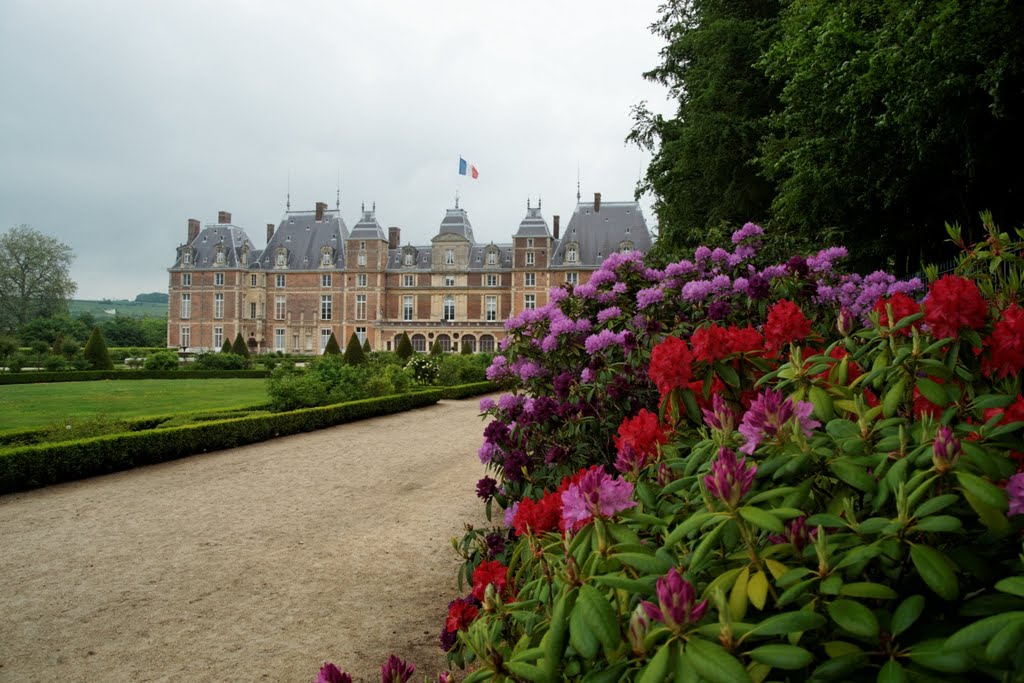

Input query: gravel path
[0,397,491,682]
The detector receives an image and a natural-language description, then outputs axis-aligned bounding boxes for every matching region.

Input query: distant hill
[69,298,167,319]
[135,292,168,304]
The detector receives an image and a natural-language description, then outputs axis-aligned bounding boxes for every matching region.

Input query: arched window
[437,334,451,353]
[461,335,477,353]
[412,334,427,352]
[443,295,455,321]
[479,335,495,353]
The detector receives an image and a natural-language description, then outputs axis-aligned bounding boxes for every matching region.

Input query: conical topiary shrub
[461,340,473,355]
[362,338,371,353]
[396,333,414,361]
[344,333,367,365]
[83,327,114,370]
[323,332,342,355]
[221,339,233,354]
[231,332,249,357]
[430,339,443,356]
[51,331,64,356]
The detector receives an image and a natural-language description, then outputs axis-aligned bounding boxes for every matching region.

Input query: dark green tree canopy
[221,338,234,354]
[323,332,341,355]
[343,332,367,365]
[231,332,249,357]
[0,225,77,333]
[82,327,113,370]
[396,333,414,361]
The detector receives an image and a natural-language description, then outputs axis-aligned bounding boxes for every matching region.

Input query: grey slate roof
[349,205,387,241]
[173,224,257,269]
[513,204,551,238]
[438,207,475,242]
[550,201,651,267]
[258,209,349,270]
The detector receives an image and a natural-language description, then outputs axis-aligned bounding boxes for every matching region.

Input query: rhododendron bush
[438,220,1024,682]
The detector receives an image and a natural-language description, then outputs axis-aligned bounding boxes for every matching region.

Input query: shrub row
[0,369,270,385]
[440,381,498,400]
[0,390,444,494]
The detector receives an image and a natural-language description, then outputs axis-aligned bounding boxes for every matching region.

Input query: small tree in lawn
[430,339,443,356]
[231,332,249,357]
[83,327,114,370]
[396,333,414,361]
[220,338,233,354]
[323,332,341,355]
[344,333,366,365]
[362,338,371,354]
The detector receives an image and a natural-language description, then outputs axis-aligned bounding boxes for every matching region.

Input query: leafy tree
[0,226,77,333]
[0,335,18,365]
[396,333,414,361]
[231,332,249,357]
[343,333,367,365]
[323,332,341,355]
[629,0,783,262]
[144,350,179,371]
[134,292,168,303]
[362,338,371,354]
[221,338,233,354]
[192,352,247,370]
[430,339,443,356]
[51,331,64,356]
[17,313,89,348]
[139,317,167,347]
[82,327,114,370]
[100,315,150,347]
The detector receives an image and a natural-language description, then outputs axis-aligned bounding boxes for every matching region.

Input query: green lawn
[0,379,269,431]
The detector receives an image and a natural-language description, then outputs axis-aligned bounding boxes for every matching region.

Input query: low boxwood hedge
[440,381,498,400]
[0,390,444,494]
[0,369,270,385]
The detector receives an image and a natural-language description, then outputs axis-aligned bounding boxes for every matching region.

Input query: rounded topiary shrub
[144,350,179,371]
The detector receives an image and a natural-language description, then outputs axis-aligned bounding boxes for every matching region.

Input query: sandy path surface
[0,397,493,682]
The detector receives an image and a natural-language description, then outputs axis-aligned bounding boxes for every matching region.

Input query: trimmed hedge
[440,381,498,400]
[0,390,444,494]
[0,369,270,385]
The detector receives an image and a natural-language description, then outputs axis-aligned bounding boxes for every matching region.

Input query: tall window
[276,252,286,267]
[180,293,191,319]
[443,295,455,321]
[486,274,498,287]
[180,326,190,348]
[274,328,285,351]
[355,294,367,320]
[357,274,367,287]
[215,250,225,265]
[486,251,497,265]
[526,238,534,248]
[524,294,536,310]
[213,326,223,349]
[565,272,578,285]
[249,302,257,319]
[214,293,224,319]
[182,252,191,265]
[445,248,455,265]
[321,250,332,266]
[404,253,414,266]
[250,274,257,287]
[215,272,224,286]
[485,295,497,322]
[524,272,536,287]
[321,273,332,287]
[320,328,332,351]
[403,295,414,321]
[320,295,332,320]
[276,274,285,287]
[403,274,414,287]
[566,245,578,262]
[357,252,367,266]
[356,326,367,344]
[526,251,535,266]
[181,273,191,287]
[275,295,286,320]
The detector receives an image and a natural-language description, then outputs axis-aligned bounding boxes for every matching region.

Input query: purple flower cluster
[738,389,820,454]
[1006,473,1024,516]
[704,447,756,507]
[732,221,765,243]
[584,329,630,355]
[560,467,637,527]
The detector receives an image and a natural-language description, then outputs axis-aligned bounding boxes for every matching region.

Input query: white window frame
[181,273,191,287]
[214,272,224,286]
[250,274,257,287]
[525,272,536,287]
[566,271,578,285]
[524,294,536,310]
[213,326,223,349]
[357,252,367,266]
[403,274,414,287]
[276,274,285,287]
[320,295,332,321]
[444,275,456,287]
[445,248,455,265]
[275,295,286,320]
[249,302,257,319]
[355,294,367,320]
[320,328,332,351]
[274,328,285,351]
[356,274,367,288]
[486,274,498,287]
[403,295,414,321]
[443,295,455,321]
[214,293,224,319]
[485,295,497,322]
[486,251,497,265]
[180,326,190,348]
[356,326,367,344]
[526,251,535,266]
[321,273,332,287]
[567,245,578,263]
[180,293,191,319]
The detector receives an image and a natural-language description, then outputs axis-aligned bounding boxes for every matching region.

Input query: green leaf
[747,644,813,670]
[809,385,834,421]
[995,576,1024,598]
[905,637,971,672]
[540,587,577,679]
[910,544,959,601]
[915,377,948,407]
[615,552,673,575]
[664,512,718,548]
[745,610,826,638]
[569,600,599,660]
[945,612,1024,651]
[580,663,629,683]
[688,519,728,571]
[747,571,769,611]
[505,662,548,682]
[577,584,619,654]
[738,506,785,533]
[685,638,752,683]
[839,582,898,600]
[911,515,962,533]
[956,471,1008,511]
[592,574,655,594]
[636,641,671,683]
[715,361,740,388]
[963,490,1012,534]
[890,595,925,637]
[829,461,877,493]
[883,378,906,418]
[913,493,959,518]
[811,653,868,680]
[876,659,908,683]
[986,618,1024,662]
[827,599,880,641]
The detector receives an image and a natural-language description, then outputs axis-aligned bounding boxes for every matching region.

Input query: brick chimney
[553,215,560,240]
[218,210,231,224]
[593,193,601,213]
[315,202,327,222]
[388,226,401,250]
[266,223,275,244]
[187,218,200,243]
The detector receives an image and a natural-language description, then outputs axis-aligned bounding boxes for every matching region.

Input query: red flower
[924,275,988,340]
[691,324,732,364]
[726,325,763,355]
[445,599,479,632]
[872,293,922,335]
[983,396,1024,426]
[471,561,509,601]
[648,336,694,397]
[982,304,1024,379]
[615,409,669,463]
[763,299,812,355]
[512,492,562,537]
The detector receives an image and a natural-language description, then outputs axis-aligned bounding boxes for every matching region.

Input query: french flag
[458,157,479,179]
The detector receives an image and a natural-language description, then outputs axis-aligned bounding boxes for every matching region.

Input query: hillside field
[69,299,168,320]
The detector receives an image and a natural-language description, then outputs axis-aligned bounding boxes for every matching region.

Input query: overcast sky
[0,1,672,300]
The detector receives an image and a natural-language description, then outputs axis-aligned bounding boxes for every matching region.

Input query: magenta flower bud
[702,394,736,434]
[316,662,352,683]
[614,443,644,476]
[932,426,961,474]
[628,603,651,655]
[380,655,415,683]
[657,461,676,487]
[704,447,756,508]
[837,307,856,337]
[641,567,708,633]
[768,516,817,551]
[1005,473,1024,517]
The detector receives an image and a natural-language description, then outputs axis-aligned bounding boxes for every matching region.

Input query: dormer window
[402,246,417,266]
[566,244,579,263]
[320,247,334,266]
[215,247,226,265]
[486,250,497,266]
[182,251,192,265]
[620,240,634,254]
[275,248,288,267]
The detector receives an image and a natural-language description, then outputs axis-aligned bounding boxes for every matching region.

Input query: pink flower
[932,425,961,474]
[640,568,708,632]
[315,662,352,683]
[704,447,756,507]
[738,388,819,455]
[560,468,636,528]
[768,516,817,551]
[380,655,415,683]
[1005,473,1024,517]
